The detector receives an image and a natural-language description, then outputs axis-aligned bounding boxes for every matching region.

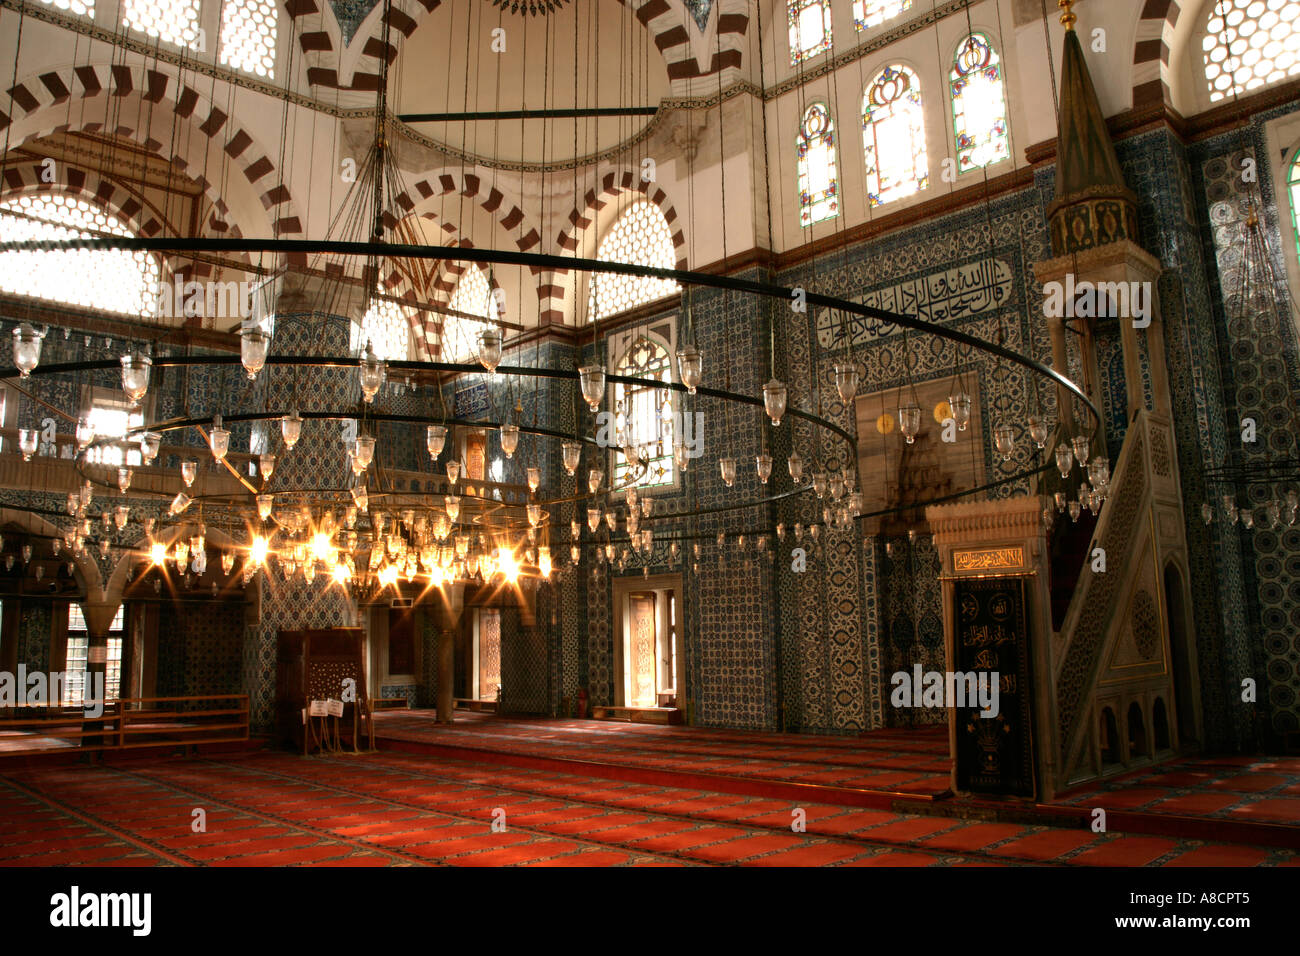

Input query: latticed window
[852,0,911,31]
[220,0,278,79]
[85,401,145,467]
[123,0,203,50]
[1203,0,1300,102]
[39,0,94,17]
[788,0,832,65]
[0,195,161,317]
[612,337,674,489]
[951,33,1010,173]
[66,605,125,703]
[863,65,928,207]
[352,291,411,363]
[443,264,496,364]
[797,103,839,227]
[589,201,680,321]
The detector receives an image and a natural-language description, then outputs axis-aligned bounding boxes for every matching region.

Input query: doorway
[613,574,682,710]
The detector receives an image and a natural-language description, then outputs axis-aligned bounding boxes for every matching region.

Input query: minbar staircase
[1045,410,1195,794]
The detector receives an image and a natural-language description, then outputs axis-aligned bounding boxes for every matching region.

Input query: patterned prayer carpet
[372,710,954,799]
[0,749,1295,866]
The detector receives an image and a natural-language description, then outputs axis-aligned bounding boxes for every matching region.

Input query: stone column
[80,600,119,747]
[437,628,454,723]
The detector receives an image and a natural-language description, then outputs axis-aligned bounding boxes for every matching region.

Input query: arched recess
[103,525,243,609]
[292,0,747,98]
[1163,558,1199,748]
[0,64,306,265]
[387,170,544,341]
[0,507,103,603]
[550,169,688,325]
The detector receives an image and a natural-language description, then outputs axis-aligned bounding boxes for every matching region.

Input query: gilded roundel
[1132,590,1159,660]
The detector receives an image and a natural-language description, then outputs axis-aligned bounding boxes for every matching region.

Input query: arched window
[853,0,911,31]
[0,194,160,316]
[1288,151,1300,263]
[797,103,839,227]
[950,33,1010,174]
[39,0,94,17]
[862,65,928,207]
[123,0,203,50]
[1203,0,1300,103]
[443,264,496,364]
[788,0,833,66]
[220,0,278,79]
[613,337,674,489]
[589,200,680,322]
[352,291,411,363]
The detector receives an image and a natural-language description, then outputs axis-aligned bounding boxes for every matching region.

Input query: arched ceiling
[394,0,672,166]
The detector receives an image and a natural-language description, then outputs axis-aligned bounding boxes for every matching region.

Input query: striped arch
[289,0,747,97]
[1131,0,1183,108]
[0,161,241,284]
[383,170,545,345]
[546,169,688,324]
[0,64,305,265]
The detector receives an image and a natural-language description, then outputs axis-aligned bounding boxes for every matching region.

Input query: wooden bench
[590,705,682,725]
[453,698,498,713]
[372,698,410,711]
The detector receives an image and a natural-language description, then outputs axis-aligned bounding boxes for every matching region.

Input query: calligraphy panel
[816,257,1013,348]
[953,576,1036,797]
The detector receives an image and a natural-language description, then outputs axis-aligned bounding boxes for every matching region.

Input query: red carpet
[0,748,1294,866]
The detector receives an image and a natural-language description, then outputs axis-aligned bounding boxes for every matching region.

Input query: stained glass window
[0,194,160,317]
[1288,151,1300,266]
[123,0,203,51]
[351,290,411,363]
[852,0,911,31]
[862,65,928,207]
[788,0,833,66]
[443,265,496,364]
[39,0,94,17]
[589,201,680,322]
[797,103,839,227]
[1203,0,1300,103]
[613,337,674,489]
[950,33,1010,173]
[220,0,278,79]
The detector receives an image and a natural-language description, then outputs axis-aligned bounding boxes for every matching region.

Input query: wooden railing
[0,693,249,755]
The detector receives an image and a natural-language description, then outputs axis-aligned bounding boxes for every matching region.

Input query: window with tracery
[797,103,839,227]
[443,264,496,364]
[352,291,412,363]
[1203,0,1300,103]
[589,201,680,322]
[863,65,928,207]
[123,0,203,51]
[612,337,674,489]
[950,33,1010,173]
[220,0,278,79]
[0,195,161,317]
[39,0,94,17]
[788,0,833,66]
[852,0,911,31]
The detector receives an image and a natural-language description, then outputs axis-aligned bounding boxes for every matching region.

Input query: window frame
[787,0,834,66]
[606,319,680,495]
[949,31,1011,176]
[797,102,840,228]
[862,63,930,208]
